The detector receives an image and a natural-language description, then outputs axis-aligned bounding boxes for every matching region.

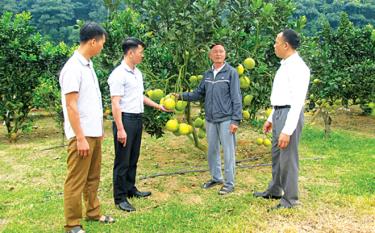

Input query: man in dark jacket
[177,43,242,195]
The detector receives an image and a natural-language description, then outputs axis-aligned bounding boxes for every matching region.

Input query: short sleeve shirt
[59,51,103,139]
[107,61,144,113]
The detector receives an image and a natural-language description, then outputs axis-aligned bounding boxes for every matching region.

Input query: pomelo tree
[301,13,375,137]
[33,41,74,142]
[95,0,302,148]
[0,12,47,141]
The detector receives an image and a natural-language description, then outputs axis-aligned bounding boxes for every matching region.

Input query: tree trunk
[322,110,332,138]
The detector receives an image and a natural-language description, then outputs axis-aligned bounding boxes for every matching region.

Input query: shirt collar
[212,63,226,72]
[74,51,91,67]
[280,52,299,65]
[121,60,137,74]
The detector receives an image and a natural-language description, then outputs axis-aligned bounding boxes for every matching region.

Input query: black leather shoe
[202,180,223,189]
[253,191,282,200]
[267,204,292,212]
[128,190,151,198]
[116,199,136,212]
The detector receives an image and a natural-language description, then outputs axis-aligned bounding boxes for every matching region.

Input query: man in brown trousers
[59,22,115,233]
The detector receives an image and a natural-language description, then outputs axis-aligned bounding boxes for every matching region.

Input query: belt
[273,105,291,110]
[122,112,143,118]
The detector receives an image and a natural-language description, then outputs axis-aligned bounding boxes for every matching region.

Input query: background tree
[2,1,374,142]
[2,0,374,44]
[33,42,74,143]
[293,0,375,35]
[301,13,375,137]
[96,0,301,146]
[29,0,76,43]
[0,12,46,141]
[0,0,109,44]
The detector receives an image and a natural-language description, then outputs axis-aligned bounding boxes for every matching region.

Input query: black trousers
[112,113,143,204]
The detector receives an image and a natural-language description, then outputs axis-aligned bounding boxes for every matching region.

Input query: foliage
[35,42,74,140]
[218,0,303,119]
[293,0,375,36]
[2,1,374,143]
[0,0,109,44]
[29,0,76,43]
[107,0,300,143]
[143,108,170,138]
[0,12,46,141]
[2,0,374,44]
[301,13,375,137]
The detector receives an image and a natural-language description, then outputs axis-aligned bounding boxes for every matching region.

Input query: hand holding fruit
[157,104,172,112]
[171,93,180,100]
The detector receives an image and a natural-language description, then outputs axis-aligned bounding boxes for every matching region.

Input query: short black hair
[210,42,225,49]
[80,22,107,43]
[282,29,300,49]
[122,37,146,54]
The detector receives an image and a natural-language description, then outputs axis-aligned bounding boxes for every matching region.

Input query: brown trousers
[64,137,102,231]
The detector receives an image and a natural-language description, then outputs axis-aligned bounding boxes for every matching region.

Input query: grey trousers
[266,108,304,207]
[206,120,236,188]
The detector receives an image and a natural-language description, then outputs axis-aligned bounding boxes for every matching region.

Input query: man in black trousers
[108,38,166,212]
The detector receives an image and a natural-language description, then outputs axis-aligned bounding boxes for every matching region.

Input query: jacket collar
[209,62,229,74]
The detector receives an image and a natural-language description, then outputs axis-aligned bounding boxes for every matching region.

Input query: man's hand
[117,129,127,147]
[263,121,272,134]
[229,124,238,134]
[171,93,180,100]
[77,137,90,157]
[157,104,173,112]
[278,133,290,149]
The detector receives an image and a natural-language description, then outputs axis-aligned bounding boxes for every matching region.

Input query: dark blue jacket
[182,63,242,125]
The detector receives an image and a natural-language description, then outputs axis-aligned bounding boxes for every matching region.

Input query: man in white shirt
[108,38,166,212]
[60,22,114,233]
[253,29,310,209]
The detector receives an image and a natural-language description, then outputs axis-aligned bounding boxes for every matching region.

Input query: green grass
[301,126,375,196]
[0,116,374,232]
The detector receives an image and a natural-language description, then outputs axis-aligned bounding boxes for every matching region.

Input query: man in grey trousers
[253,29,310,209]
[176,43,242,195]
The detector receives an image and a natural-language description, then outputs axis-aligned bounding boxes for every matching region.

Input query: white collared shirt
[59,51,103,139]
[107,61,144,113]
[212,63,225,78]
[268,52,310,135]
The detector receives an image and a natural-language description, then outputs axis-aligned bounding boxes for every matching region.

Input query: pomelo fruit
[242,110,250,120]
[237,64,244,75]
[163,98,176,110]
[243,57,255,70]
[193,117,204,128]
[165,119,179,132]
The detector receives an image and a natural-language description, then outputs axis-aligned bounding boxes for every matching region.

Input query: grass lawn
[0,109,374,233]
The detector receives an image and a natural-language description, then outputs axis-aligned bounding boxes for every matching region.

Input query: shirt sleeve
[282,65,310,135]
[60,67,81,95]
[181,76,206,101]
[108,71,125,97]
[267,110,274,123]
